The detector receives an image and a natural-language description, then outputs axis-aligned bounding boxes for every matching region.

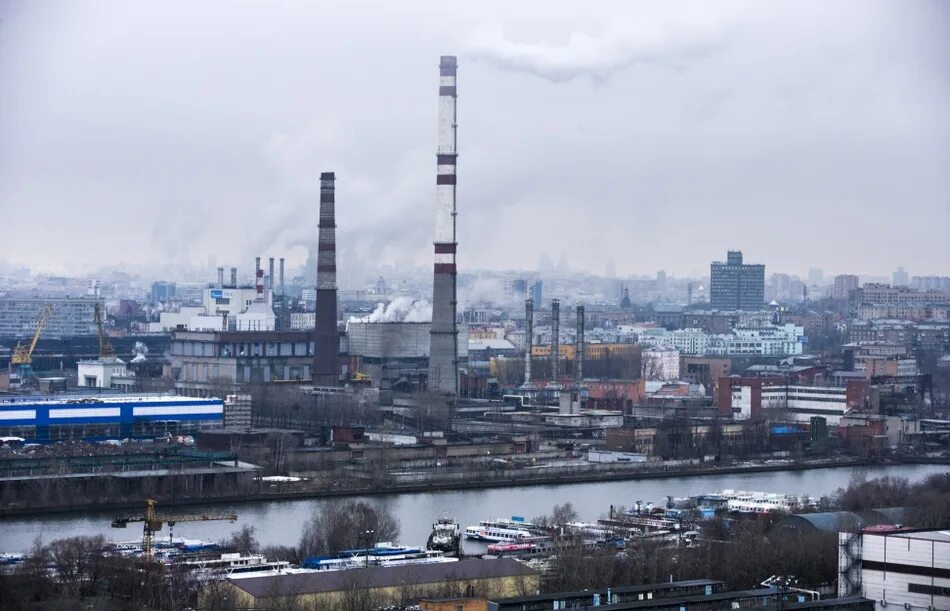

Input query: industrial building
[839,527,950,611]
[168,329,318,395]
[719,376,862,425]
[0,394,223,441]
[201,558,538,609]
[0,296,101,337]
[347,321,468,391]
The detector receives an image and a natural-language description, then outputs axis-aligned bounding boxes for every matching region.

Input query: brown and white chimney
[313,171,339,386]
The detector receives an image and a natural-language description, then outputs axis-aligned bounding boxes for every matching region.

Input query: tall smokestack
[428,55,459,396]
[576,304,585,383]
[230,267,237,287]
[255,257,264,298]
[217,267,224,288]
[313,171,339,386]
[279,258,285,295]
[524,298,533,386]
[268,257,275,290]
[551,299,560,384]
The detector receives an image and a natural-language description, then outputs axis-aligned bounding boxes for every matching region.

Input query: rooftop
[228,558,535,598]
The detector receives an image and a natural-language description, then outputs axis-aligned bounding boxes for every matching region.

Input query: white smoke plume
[465,18,726,83]
[348,297,432,325]
[131,341,149,363]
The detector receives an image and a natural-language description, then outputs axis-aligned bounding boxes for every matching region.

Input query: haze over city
[1,3,950,610]
[1,0,948,280]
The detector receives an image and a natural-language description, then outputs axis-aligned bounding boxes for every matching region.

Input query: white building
[731,383,849,424]
[290,312,316,331]
[641,348,680,381]
[77,357,129,389]
[839,528,950,611]
[708,324,804,357]
[148,288,275,333]
[670,328,711,355]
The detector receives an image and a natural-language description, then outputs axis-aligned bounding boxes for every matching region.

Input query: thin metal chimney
[230,267,237,287]
[576,304,585,383]
[524,298,533,386]
[217,267,224,288]
[313,171,339,386]
[551,299,560,383]
[428,55,460,396]
[279,257,285,295]
[268,257,275,290]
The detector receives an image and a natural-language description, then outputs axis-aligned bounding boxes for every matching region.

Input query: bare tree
[298,500,400,557]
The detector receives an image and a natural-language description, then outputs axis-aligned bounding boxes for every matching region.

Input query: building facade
[168,329,317,396]
[839,528,950,611]
[709,251,765,310]
[0,394,223,441]
[0,296,100,337]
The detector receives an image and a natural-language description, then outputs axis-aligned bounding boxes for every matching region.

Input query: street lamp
[363,529,375,568]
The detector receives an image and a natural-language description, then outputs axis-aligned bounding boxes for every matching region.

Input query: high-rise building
[530,280,543,307]
[150,281,176,304]
[833,274,859,300]
[807,267,823,286]
[656,270,667,293]
[709,250,765,310]
[892,266,909,287]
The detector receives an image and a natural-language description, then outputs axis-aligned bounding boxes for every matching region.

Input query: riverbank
[3,462,948,553]
[0,455,905,519]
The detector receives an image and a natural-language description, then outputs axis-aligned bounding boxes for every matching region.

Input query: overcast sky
[1,0,947,280]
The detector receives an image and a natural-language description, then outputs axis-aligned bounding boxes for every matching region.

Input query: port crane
[93,302,115,358]
[111,498,238,555]
[11,304,53,383]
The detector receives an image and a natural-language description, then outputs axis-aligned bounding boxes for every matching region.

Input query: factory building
[348,321,468,391]
[168,329,317,396]
[202,558,537,610]
[0,394,223,442]
[0,296,100,337]
[718,376,865,425]
[839,527,950,611]
[76,357,129,389]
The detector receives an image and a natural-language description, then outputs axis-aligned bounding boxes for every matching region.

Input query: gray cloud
[0,1,947,282]
[465,17,727,83]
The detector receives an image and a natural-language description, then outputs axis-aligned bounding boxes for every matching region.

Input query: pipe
[217,267,224,288]
[230,267,237,287]
[268,257,275,290]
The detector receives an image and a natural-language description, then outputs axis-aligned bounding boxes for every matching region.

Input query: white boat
[463,525,534,542]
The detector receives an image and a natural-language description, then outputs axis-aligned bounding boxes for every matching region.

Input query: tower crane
[111,498,238,555]
[11,304,53,382]
[94,302,115,358]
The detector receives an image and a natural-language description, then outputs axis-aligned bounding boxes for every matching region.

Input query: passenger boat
[463,524,534,542]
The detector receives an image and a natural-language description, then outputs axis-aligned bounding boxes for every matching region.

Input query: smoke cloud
[349,297,432,324]
[465,18,727,83]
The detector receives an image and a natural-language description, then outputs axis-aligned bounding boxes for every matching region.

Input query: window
[909,583,950,596]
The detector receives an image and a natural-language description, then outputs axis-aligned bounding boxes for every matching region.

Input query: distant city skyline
[1,1,948,277]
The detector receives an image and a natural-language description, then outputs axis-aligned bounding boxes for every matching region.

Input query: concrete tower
[313,171,339,386]
[428,55,459,395]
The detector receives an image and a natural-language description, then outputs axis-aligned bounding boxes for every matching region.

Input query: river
[0,463,945,553]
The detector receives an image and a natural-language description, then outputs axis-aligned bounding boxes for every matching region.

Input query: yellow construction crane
[111,498,238,555]
[11,304,53,380]
[94,302,115,358]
